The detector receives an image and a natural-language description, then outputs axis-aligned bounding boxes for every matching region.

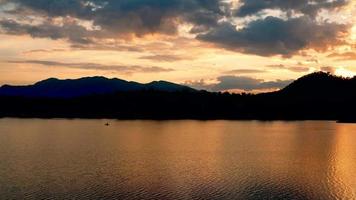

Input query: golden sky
[0,0,355,92]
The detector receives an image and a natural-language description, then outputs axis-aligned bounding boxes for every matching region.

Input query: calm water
[0,119,356,200]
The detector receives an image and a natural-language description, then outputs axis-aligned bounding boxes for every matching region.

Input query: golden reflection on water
[0,119,356,199]
[333,124,356,197]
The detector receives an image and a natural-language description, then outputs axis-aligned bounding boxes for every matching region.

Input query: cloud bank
[0,0,352,57]
[185,76,293,92]
[198,16,349,56]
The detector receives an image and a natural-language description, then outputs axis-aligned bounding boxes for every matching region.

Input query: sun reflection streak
[332,124,356,198]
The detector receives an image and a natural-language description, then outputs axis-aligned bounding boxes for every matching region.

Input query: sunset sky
[0,0,355,92]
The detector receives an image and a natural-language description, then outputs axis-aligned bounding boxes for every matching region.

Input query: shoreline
[0,115,346,122]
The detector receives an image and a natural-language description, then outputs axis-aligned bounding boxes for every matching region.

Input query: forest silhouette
[0,71,355,121]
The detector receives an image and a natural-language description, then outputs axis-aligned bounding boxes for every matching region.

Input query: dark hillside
[0,72,355,120]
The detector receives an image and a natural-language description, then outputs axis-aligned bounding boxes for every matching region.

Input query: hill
[0,77,195,98]
[0,72,355,120]
[279,71,356,99]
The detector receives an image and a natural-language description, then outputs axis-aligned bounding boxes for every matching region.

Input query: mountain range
[0,77,195,98]
[0,71,355,121]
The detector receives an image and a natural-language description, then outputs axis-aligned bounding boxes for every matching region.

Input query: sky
[0,0,355,92]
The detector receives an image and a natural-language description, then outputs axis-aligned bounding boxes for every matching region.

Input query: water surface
[0,119,356,199]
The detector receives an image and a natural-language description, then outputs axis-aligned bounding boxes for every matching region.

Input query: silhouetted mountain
[0,72,355,121]
[145,81,193,92]
[279,71,356,99]
[0,77,195,98]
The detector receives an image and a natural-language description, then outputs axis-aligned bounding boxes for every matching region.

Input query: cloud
[22,49,66,54]
[224,69,267,74]
[70,43,145,52]
[266,64,310,72]
[0,18,96,44]
[185,75,293,92]
[1,0,228,37]
[197,16,349,56]
[139,54,191,62]
[235,0,349,17]
[0,0,351,57]
[328,52,356,60]
[320,66,336,74]
[8,60,173,74]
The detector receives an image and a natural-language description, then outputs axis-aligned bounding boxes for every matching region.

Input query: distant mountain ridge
[1,71,356,120]
[0,76,196,98]
[1,72,354,99]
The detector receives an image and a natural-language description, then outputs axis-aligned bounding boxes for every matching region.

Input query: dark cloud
[236,0,349,17]
[1,0,228,37]
[198,16,349,56]
[8,60,173,74]
[212,76,292,91]
[0,0,351,57]
[201,0,351,56]
[0,18,96,44]
[185,75,293,92]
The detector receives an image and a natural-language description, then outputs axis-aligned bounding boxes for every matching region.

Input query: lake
[0,119,356,199]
